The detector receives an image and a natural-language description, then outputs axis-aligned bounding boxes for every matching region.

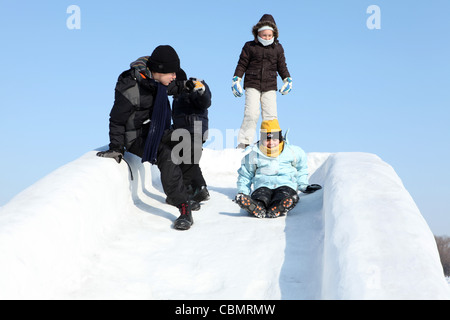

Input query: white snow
[0,148,448,300]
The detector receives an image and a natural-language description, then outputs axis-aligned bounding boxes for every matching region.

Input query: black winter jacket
[108,68,182,154]
[171,81,211,141]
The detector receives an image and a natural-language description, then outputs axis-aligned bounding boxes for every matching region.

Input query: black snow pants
[127,129,204,207]
[175,132,206,190]
[156,138,189,206]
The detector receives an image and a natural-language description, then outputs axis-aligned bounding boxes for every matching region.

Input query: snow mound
[314,152,449,299]
[0,148,448,300]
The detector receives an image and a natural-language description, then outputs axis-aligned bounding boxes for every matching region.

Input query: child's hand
[186,78,205,95]
[303,184,322,194]
[231,76,243,97]
[96,149,123,164]
[280,77,292,95]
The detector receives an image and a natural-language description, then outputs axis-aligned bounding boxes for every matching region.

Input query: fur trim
[252,20,278,41]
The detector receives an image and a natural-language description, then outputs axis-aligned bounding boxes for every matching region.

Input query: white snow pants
[237,88,277,145]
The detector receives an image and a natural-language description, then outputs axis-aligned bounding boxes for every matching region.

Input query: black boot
[235,194,266,218]
[174,203,194,230]
[266,194,299,218]
[191,186,210,203]
[166,198,201,211]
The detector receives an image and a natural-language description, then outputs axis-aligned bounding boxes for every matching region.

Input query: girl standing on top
[232,14,293,149]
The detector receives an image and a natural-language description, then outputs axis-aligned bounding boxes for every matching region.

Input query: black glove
[185,78,205,94]
[303,184,322,194]
[96,150,123,164]
[185,78,195,92]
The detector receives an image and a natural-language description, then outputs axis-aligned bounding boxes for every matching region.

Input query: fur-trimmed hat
[252,14,279,41]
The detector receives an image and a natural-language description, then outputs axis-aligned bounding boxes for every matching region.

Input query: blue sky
[0,0,449,235]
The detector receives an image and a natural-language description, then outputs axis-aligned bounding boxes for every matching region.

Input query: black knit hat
[147,45,180,73]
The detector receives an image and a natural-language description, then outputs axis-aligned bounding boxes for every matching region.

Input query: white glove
[279,77,292,95]
[231,76,243,97]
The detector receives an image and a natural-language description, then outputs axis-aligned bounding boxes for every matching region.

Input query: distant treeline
[435,235,450,277]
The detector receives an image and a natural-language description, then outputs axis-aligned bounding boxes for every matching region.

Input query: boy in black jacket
[97,45,196,231]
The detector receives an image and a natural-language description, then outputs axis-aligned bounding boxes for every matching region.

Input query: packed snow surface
[0,148,448,299]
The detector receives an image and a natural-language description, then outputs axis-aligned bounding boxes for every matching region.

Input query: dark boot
[174,203,193,230]
[237,143,249,149]
[235,194,266,218]
[166,198,201,211]
[266,194,299,218]
[191,186,210,202]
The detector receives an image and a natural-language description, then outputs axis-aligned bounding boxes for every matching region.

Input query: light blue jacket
[237,142,309,195]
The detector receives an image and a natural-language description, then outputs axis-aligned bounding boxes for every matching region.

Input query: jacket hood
[252,14,279,41]
[260,14,276,25]
[130,56,152,79]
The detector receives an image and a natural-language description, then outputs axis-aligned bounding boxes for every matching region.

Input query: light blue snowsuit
[237,142,309,195]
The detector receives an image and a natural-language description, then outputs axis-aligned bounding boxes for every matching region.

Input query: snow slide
[0,148,448,299]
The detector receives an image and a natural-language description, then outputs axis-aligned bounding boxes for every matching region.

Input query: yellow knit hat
[260,119,283,141]
[259,119,284,157]
[260,119,281,133]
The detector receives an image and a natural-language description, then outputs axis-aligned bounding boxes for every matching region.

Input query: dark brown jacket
[233,14,290,92]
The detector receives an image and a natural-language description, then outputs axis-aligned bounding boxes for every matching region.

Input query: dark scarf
[142,82,171,164]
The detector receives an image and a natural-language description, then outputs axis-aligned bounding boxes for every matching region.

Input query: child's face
[258,29,274,40]
[152,72,177,86]
[263,138,280,148]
